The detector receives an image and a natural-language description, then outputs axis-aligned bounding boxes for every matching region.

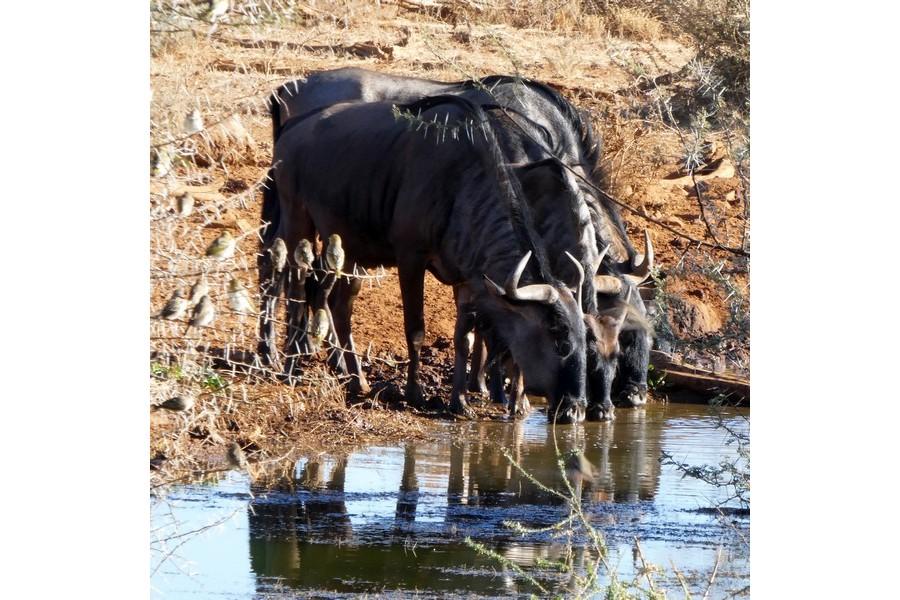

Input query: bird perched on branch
[183,109,204,135]
[227,442,249,470]
[153,395,195,413]
[227,277,256,314]
[176,192,194,217]
[152,147,173,178]
[269,237,288,273]
[206,230,236,260]
[186,294,215,334]
[189,277,209,306]
[309,308,330,350]
[325,234,345,276]
[293,239,314,271]
[158,288,188,320]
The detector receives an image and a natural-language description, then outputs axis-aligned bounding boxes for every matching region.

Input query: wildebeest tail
[260,167,280,247]
[269,91,283,146]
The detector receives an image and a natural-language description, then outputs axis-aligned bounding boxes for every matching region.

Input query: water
[151,404,749,598]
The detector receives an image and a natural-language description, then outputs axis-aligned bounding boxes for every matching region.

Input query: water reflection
[240,406,741,595]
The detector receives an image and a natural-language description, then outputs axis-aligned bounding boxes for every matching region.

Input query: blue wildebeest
[265,68,654,417]
[263,95,593,423]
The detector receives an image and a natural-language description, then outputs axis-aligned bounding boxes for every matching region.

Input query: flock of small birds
[153,124,351,473]
[155,228,346,339]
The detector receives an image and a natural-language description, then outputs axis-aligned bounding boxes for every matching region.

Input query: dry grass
[607,6,664,41]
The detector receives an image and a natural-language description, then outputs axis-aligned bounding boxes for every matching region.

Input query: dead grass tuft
[607,6,664,41]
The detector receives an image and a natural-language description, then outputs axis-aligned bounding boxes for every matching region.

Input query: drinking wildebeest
[263,95,592,423]
[268,68,655,414]
[267,86,632,420]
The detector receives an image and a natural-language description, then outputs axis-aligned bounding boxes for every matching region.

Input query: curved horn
[483,275,505,297]
[624,230,654,285]
[501,251,559,305]
[594,244,611,275]
[564,251,584,310]
[504,251,532,295]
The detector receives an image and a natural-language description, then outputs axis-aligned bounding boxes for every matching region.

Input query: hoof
[350,376,371,396]
[450,398,475,419]
[586,404,615,422]
[511,396,532,419]
[467,381,489,396]
[405,384,426,409]
[548,403,585,424]
[617,388,647,408]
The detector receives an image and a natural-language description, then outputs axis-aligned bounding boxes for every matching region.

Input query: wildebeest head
[480,252,587,424]
[594,231,655,407]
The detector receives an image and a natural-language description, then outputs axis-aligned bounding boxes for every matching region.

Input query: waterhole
[151,403,749,598]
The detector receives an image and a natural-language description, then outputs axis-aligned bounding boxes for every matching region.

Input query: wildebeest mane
[397,94,556,285]
[460,76,632,260]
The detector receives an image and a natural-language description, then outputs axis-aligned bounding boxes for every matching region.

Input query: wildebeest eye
[557,339,573,356]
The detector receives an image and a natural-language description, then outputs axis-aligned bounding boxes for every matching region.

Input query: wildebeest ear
[621,304,653,334]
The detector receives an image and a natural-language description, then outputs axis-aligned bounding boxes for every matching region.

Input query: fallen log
[650,350,749,404]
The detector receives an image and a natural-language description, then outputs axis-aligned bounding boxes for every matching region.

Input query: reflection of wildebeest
[247,418,662,594]
[264,95,590,423]
[450,416,662,506]
[267,68,654,415]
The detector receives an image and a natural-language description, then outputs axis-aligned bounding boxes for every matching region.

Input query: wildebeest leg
[398,257,427,408]
[507,360,530,418]
[257,247,283,368]
[487,356,508,408]
[450,288,476,417]
[313,269,341,367]
[271,198,317,369]
[466,333,489,395]
[330,275,369,394]
[282,267,309,380]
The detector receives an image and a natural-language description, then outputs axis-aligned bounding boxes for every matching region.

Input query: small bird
[308,308,330,350]
[206,230,236,260]
[204,0,230,22]
[186,294,215,334]
[183,109,204,135]
[227,442,249,470]
[159,288,188,320]
[189,277,209,306]
[324,234,345,276]
[151,147,172,177]
[227,277,256,314]
[269,237,288,272]
[293,239,314,271]
[176,192,194,217]
[153,395,195,412]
